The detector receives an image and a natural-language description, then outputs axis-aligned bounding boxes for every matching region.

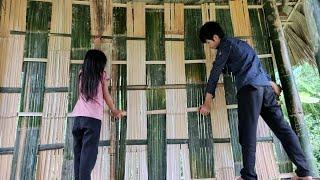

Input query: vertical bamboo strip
[90,0,113,37]
[164,3,190,179]
[255,117,279,179]
[229,0,253,45]
[90,1,114,178]
[0,1,26,180]
[201,3,216,76]
[36,1,72,179]
[12,0,50,179]
[201,4,234,179]
[0,0,10,37]
[126,2,148,179]
[146,9,166,180]
[164,3,184,38]
[214,144,235,179]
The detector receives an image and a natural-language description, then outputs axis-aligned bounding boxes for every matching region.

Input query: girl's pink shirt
[71,72,110,120]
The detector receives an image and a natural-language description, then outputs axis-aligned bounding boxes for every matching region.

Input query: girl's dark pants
[237,85,311,179]
[72,116,101,180]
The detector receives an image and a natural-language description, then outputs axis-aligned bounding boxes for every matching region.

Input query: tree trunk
[263,0,319,176]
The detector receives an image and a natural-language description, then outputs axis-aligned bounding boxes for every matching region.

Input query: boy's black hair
[80,49,107,101]
[199,21,225,43]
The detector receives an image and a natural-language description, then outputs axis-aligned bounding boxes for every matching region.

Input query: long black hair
[80,49,107,101]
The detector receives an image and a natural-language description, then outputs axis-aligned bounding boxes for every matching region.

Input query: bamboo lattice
[0,0,303,179]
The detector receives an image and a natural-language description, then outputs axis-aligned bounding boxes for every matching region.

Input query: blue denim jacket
[206,37,271,98]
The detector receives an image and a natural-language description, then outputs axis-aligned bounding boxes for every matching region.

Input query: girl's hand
[111,109,126,119]
[93,36,102,44]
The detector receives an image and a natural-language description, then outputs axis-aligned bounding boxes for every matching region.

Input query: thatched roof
[283,0,320,67]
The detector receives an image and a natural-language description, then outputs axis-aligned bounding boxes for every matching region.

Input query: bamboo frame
[0,0,307,179]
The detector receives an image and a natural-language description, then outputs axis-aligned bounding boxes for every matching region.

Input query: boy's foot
[291,176,312,180]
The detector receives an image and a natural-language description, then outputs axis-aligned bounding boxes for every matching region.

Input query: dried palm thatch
[283,0,319,67]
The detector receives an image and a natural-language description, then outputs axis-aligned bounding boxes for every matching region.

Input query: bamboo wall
[0,0,299,179]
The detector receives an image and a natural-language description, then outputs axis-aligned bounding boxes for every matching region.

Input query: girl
[71,49,125,180]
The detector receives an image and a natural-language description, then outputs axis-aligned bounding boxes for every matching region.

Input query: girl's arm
[102,76,126,119]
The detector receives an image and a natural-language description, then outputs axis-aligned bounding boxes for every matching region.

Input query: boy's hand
[270,81,282,96]
[199,93,213,116]
[199,104,211,116]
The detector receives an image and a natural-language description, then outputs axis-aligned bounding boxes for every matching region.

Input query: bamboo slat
[90,0,113,37]
[0,93,19,180]
[0,0,10,37]
[255,117,279,179]
[0,154,12,180]
[202,3,217,76]
[126,3,148,178]
[164,4,190,178]
[0,0,27,36]
[230,0,253,45]
[167,144,191,180]
[50,0,72,34]
[165,41,187,138]
[37,149,64,180]
[164,3,184,37]
[37,93,67,180]
[124,145,148,180]
[92,147,110,180]
[214,144,235,179]
[38,1,71,178]
[127,2,145,38]
[127,40,146,85]
[0,36,25,87]
[45,37,71,87]
[211,87,230,138]
[256,142,279,179]
[201,4,235,178]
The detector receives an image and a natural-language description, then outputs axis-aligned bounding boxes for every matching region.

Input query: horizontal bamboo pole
[0,137,275,155]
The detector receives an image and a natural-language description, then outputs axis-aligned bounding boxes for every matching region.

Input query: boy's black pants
[72,116,101,180]
[237,85,311,179]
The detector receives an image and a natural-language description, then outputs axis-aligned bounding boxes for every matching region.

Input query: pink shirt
[71,71,110,120]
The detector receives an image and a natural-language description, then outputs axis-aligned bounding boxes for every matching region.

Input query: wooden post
[263,0,318,176]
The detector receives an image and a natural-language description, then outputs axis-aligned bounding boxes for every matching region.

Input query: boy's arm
[200,44,232,115]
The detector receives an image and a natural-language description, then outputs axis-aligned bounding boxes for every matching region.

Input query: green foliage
[280,64,320,173]
[293,64,320,173]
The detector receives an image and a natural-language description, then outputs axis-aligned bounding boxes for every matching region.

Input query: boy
[199,21,312,180]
